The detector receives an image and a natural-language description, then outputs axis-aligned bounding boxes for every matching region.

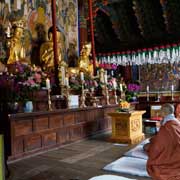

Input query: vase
[131,96,137,102]
[24,101,33,112]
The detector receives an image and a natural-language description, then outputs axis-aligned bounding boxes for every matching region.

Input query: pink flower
[34,73,42,83]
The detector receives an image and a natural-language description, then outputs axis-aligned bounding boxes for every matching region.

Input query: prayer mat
[124,139,149,160]
[103,156,150,177]
[89,174,136,180]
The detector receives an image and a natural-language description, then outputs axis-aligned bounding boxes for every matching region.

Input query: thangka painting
[0,0,79,65]
[140,62,180,92]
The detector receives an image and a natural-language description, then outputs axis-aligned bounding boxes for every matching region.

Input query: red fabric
[150,117,163,121]
[175,104,180,120]
[147,121,180,180]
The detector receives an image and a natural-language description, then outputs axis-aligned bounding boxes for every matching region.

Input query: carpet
[89,175,136,180]
[103,139,150,177]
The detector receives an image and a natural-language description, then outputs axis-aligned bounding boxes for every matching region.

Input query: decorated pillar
[51,0,60,88]
[88,0,96,75]
[78,0,88,50]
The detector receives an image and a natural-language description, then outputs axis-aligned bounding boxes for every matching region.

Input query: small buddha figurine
[78,42,93,76]
[7,20,27,64]
[40,26,62,71]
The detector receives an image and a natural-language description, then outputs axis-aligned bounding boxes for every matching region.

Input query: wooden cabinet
[108,111,145,144]
[8,105,118,161]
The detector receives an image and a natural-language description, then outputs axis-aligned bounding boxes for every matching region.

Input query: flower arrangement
[107,77,116,90]
[0,62,48,103]
[69,73,99,93]
[119,101,130,109]
[16,63,48,101]
[126,83,141,102]
[0,71,19,102]
[116,100,130,112]
[127,83,141,92]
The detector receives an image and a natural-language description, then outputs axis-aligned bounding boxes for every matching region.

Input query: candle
[111,70,114,76]
[113,80,117,89]
[46,78,50,89]
[61,66,65,85]
[120,84,123,92]
[6,26,11,38]
[5,0,10,11]
[104,74,108,84]
[100,71,104,83]
[171,85,174,91]
[146,85,149,92]
[97,70,99,77]
[80,72,84,81]
[65,77,69,87]
[17,0,21,10]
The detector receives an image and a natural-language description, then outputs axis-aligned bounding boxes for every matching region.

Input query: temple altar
[7,105,118,161]
[108,111,145,144]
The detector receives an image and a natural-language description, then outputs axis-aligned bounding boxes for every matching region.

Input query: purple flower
[128,83,141,92]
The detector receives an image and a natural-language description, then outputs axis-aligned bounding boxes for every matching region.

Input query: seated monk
[7,20,28,65]
[144,103,180,180]
[40,26,62,71]
[175,103,180,121]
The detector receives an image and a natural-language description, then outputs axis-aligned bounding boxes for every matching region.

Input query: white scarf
[161,114,178,126]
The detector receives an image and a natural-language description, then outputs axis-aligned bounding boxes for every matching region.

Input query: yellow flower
[119,101,130,109]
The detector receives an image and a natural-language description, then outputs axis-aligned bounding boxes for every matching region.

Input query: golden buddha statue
[40,26,62,71]
[7,20,27,65]
[68,42,94,77]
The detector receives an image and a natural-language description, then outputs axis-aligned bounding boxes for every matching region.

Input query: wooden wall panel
[43,132,56,146]
[57,128,70,144]
[86,110,95,122]
[64,113,75,126]
[33,117,49,131]
[74,112,85,124]
[70,125,83,141]
[49,115,63,129]
[13,138,24,155]
[14,119,32,137]
[24,135,42,151]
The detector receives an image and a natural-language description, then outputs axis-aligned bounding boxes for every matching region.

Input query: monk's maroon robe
[147,120,180,180]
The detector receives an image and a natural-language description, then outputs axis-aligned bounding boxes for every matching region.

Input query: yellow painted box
[108,111,146,144]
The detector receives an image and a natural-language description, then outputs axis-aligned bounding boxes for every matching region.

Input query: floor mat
[103,156,150,177]
[124,138,149,160]
[89,174,136,180]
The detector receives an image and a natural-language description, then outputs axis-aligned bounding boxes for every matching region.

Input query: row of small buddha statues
[0,19,93,78]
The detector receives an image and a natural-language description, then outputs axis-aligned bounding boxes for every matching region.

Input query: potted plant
[5,62,47,112]
[126,83,141,102]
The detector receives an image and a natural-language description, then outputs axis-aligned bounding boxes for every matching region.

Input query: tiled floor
[7,133,151,180]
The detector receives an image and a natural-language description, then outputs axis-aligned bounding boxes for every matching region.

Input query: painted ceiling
[93,0,180,53]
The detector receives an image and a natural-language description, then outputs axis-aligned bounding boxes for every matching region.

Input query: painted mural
[140,62,180,92]
[0,0,79,65]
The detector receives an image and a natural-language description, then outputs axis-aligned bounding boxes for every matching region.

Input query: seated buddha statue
[68,42,94,77]
[78,42,93,75]
[7,20,28,65]
[40,26,62,71]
